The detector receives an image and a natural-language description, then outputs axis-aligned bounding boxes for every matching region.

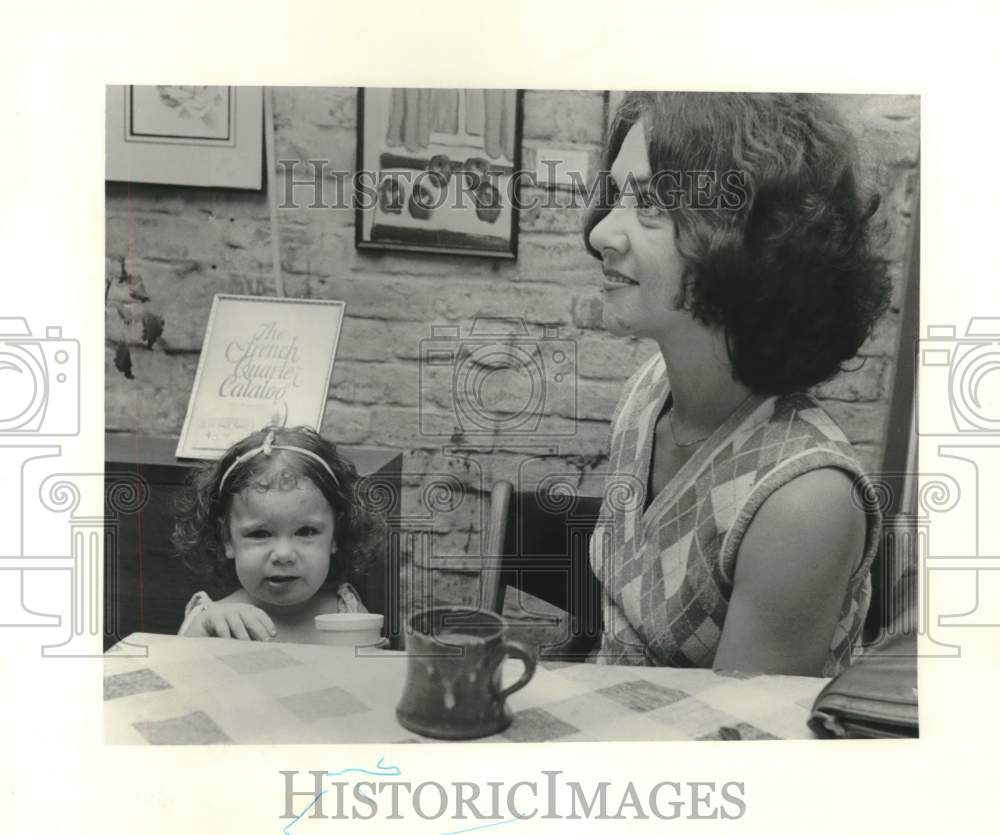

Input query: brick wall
[105,89,919,611]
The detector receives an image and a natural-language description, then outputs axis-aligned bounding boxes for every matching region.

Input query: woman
[585,93,890,677]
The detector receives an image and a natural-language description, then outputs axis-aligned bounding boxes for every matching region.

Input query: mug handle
[496,641,537,700]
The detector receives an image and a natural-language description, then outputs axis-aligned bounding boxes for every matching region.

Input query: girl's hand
[195,602,277,641]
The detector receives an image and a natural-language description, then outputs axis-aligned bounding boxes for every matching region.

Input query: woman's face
[588,120,688,340]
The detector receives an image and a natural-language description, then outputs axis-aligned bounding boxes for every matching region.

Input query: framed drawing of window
[106,85,263,190]
[175,295,345,460]
[355,88,524,259]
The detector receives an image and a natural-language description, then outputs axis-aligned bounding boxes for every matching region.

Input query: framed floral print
[106,85,263,190]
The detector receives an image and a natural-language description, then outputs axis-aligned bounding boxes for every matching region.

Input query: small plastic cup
[314,612,384,647]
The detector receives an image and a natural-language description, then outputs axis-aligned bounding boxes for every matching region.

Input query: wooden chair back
[482,479,604,659]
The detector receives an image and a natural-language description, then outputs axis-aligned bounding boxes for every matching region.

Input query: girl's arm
[713,468,866,677]
[178,591,214,636]
[178,590,277,641]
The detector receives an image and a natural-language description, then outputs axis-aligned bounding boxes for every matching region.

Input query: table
[105,634,828,744]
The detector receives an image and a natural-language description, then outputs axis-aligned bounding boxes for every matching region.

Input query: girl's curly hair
[172,425,385,599]
[584,92,892,395]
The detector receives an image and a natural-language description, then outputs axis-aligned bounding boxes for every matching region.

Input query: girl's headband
[219,430,341,493]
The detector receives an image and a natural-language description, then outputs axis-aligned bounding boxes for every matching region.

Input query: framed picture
[106,85,263,189]
[176,295,345,459]
[355,88,524,259]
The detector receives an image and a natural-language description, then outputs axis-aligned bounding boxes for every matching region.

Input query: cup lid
[314,612,384,632]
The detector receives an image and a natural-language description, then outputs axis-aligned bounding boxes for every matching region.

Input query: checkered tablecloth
[104,633,827,744]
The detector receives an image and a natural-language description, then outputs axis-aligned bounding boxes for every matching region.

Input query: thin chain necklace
[665,393,754,449]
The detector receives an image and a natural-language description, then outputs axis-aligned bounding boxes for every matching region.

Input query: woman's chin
[601,312,632,337]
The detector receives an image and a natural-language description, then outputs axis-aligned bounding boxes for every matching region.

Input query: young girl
[172,425,383,644]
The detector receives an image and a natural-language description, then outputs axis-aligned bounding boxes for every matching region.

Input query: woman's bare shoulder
[716,467,868,674]
[737,468,866,588]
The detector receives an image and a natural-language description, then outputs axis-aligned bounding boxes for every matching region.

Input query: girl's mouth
[265,575,299,587]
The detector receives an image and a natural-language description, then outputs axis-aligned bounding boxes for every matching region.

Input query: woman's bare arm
[713,468,866,676]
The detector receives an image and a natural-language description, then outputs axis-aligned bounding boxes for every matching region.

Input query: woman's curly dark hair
[172,425,385,599]
[584,92,892,395]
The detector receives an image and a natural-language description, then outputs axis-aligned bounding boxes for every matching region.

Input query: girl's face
[224,477,337,609]
[587,120,689,340]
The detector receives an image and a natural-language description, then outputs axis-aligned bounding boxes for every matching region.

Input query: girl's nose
[270,537,296,562]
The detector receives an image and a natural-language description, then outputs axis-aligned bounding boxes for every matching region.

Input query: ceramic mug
[395,606,536,740]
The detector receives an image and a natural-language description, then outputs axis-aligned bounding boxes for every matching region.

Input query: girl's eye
[297,527,320,537]
[246,529,270,539]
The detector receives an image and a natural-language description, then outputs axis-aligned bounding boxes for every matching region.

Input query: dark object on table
[808,630,918,738]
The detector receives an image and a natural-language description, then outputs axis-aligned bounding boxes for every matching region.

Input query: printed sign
[176,294,345,459]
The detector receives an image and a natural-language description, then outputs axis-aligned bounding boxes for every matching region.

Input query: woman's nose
[588,207,628,256]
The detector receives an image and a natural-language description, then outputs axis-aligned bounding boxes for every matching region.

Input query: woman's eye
[636,190,662,218]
